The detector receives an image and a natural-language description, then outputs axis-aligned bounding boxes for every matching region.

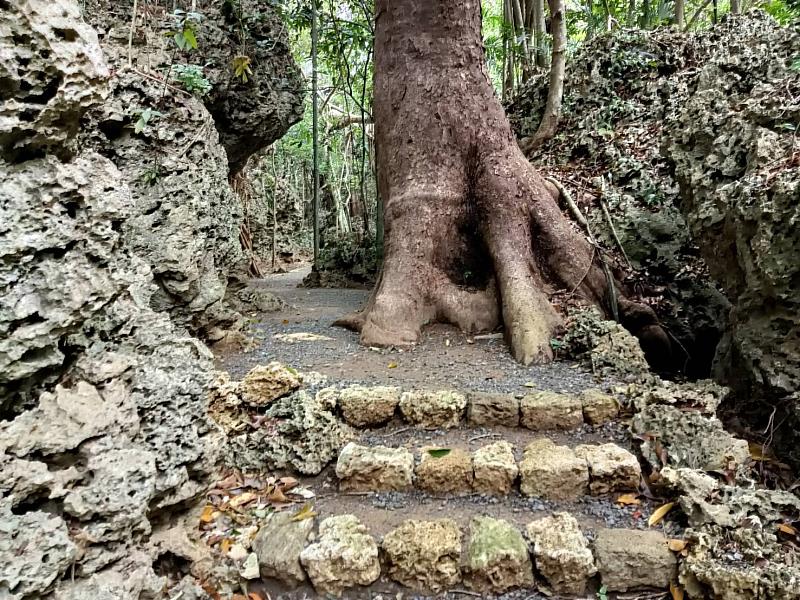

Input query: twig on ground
[379,427,413,437]
[468,433,500,442]
[449,590,482,598]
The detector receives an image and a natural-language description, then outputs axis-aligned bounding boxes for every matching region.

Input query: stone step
[322,384,620,431]
[252,509,678,598]
[334,438,641,499]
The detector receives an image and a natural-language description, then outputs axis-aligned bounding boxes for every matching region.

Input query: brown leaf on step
[279,476,299,490]
[229,491,257,509]
[615,493,641,506]
[778,523,798,536]
[232,595,248,600]
[267,487,290,503]
[668,539,688,552]
[291,502,317,522]
[248,593,265,600]
[648,502,675,527]
[199,504,215,524]
[654,439,668,467]
[670,581,685,600]
[200,581,222,600]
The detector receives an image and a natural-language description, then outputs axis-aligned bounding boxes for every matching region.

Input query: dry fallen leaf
[648,502,675,527]
[778,523,798,536]
[616,493,641,506]
[291,502,317,522]
[267,487,289,503]
[387,362,398,369]
[199,504,215,523]
[248,593,265,600]
[668,539,688,552]
[229,491,257,509]
[670,581,685,600]
[220,538,233,554]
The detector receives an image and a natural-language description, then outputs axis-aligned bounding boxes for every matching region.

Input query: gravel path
[217,266,602,396]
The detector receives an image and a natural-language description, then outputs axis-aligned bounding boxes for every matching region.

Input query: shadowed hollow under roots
[334,0,669,366]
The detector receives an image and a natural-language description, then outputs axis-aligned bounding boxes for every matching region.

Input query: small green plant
[132,107,163,134]
[791,56,800,72]
[597,585,609,600]
[232,55,253,83]
[140,165,162,185]
[166,9,203,51]
[173,64,212,96]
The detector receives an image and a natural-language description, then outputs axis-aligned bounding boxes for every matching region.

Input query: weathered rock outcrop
[663,14,800,466]
[0,0,302,597]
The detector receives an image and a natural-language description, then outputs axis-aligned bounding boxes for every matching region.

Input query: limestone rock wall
[0,0,302,597]
[663,15,800,465]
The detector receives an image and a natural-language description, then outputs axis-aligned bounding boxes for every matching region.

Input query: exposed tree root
[336,0,671,366]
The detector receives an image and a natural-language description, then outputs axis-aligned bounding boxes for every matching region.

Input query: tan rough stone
[416,448,473,494]
[462,516,533,593]
[581,389,620,425]
[252,511,313,585]
[239,362,301,406]
[520,391,583,430]
[382,519,462,593]
[594,529,677,591]
[299,515,380,597]
[335,442,413,492]
[472,441,518,495]
[337,385,400,428]
[575,443,641,494]
[467,392,519,427]
[519,439,588,500]
[526,512,596,595]
[399,390,466,429]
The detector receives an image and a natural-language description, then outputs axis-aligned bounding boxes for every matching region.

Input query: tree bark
[336,0,667,365]
[730,0,741,13]
[532,0,548,69]
[520,0,566,153]
[674,0,685,28]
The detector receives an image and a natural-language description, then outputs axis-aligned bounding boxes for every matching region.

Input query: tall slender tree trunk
[520,0,566,153]
[533,0,548,69]
[730,0,741,13]
[336,0,667,364]
[675,0,685,28]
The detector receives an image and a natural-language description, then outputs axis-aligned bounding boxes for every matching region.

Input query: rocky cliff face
[0,0,302,597]
[663,15,800,465]
[508,12,800,465]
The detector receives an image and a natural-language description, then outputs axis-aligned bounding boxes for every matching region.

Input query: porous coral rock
[415,447,473,494]
[472,441,518,495]
[224,390,354,475]
[575,443,641,494]
[336,385,401,427]
[462,516,533,593]
[239,362,301,406]
[594,528,677,591]
[467,392,520,427]
[399,390,466,429]
[299,515,381,597]
[0,501,78,598]
[382,519,462,593]
[519,438,588,500]
[631,404,750,472]
[580,388,620,425]
[560,308,651,378]
[336,442,414,492]
[526,512,596,595]
[520,390,583,430]
[253,511,314,585]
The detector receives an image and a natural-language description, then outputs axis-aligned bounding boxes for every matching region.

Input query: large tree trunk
[337,0,667,365]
